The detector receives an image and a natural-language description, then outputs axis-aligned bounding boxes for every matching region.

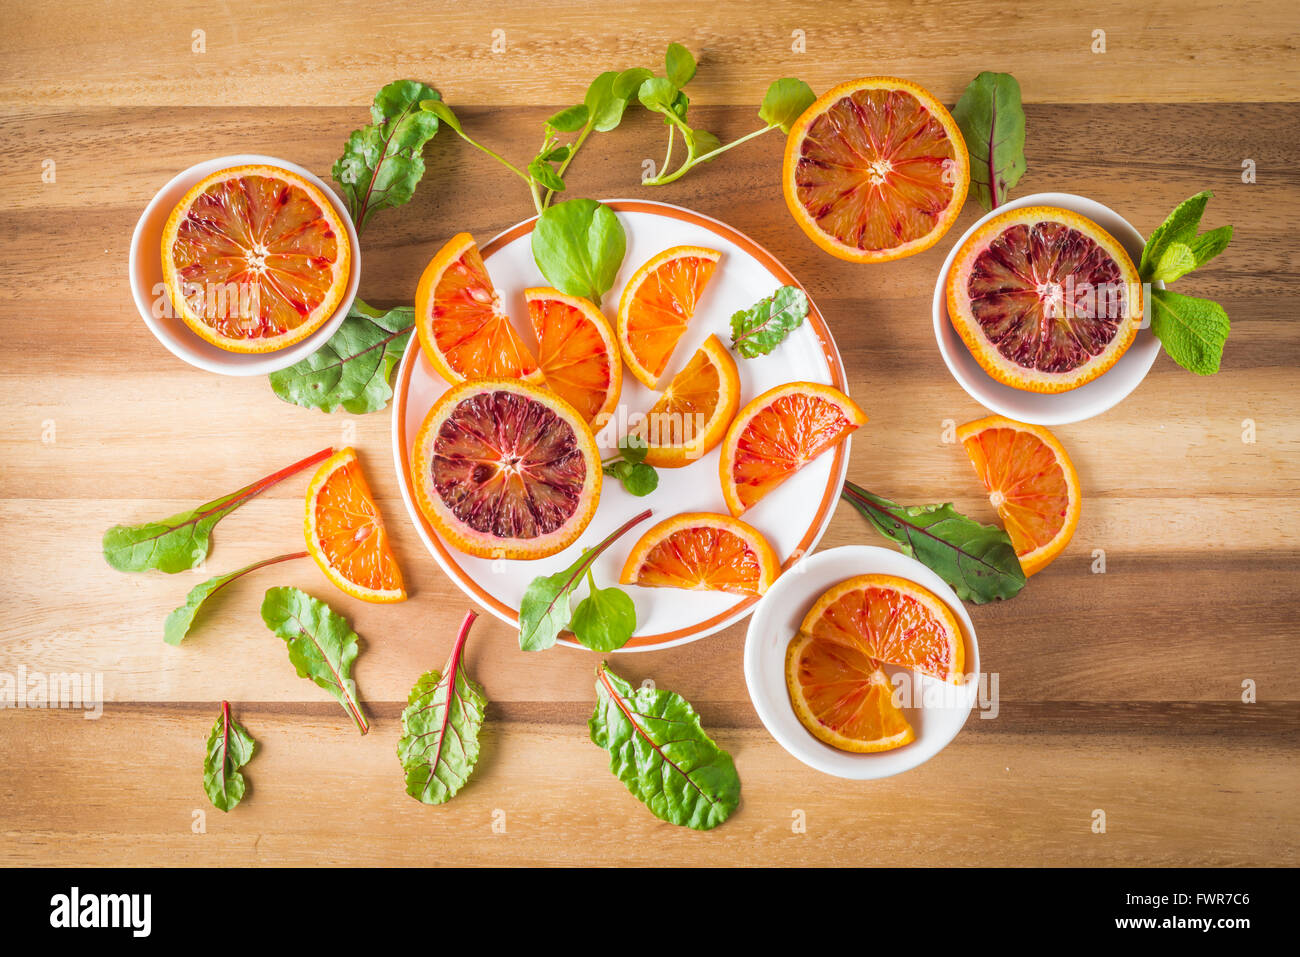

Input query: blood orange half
[783,77,968,263]
[946,207,1143,393]
[411,378,600,560]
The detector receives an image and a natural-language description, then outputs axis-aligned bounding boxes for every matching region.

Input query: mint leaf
[729,285,809,358]
[203,701,255,813]
[952,72,1027,210]
[758,78,816,133]
[164,551,307,645]
[531,199,626,306]
[1139,191,1234,283]
[269,301,414,414]
[1150,289,1230,375]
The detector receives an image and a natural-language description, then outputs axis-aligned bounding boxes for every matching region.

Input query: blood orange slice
[946,207,1142,393]
[783,77,968,263]
[523,287,621,429]
[304,447,406,603]
[785,634,914,753]
[619,512,780,597]
[636,334,740,468]
[161,164,351,352]
[617,245,721,388]
[957,415,1081,576]
[415,233,543,385]
[799,574,965,683]
[719,382,865,516]
[411,378,600,560]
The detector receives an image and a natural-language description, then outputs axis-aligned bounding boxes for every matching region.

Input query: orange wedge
[304,447,406,603]
[719,382,865,516]
[523,287,621,429]
[617,245,721,388]
[798,574,964,683]
[161,164,351,353]
[620,512,780,597]
[415,232,543,385]
[786,634,914,753]
[957,415,1081,576]
[635,334,740,468]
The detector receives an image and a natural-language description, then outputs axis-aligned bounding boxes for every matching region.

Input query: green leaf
[603,460,658,497]
[268,301,414,414]
[952,72,1027,211]
[613,68,654,101]
[397,610,487,805]
[420,98,460,134]
[164,551,307,646]
[637,77,679,114]
[665,43,697,88]
[204,701,255,813]
[260,587,369,734]
[684,127,722,160]
[842,483,1026,603]
[585,71,641,132]
[531,198,626,306]
[1139,191,1234,283]
[570,572,637,652]
[102,448,333,574]
[332,80,442,230]
[758,78,815,133]
[619,434,649,464]
[729,285,809,358]
[546,104,589,133]
[1150,288,1230,375]
[527,155,566,192]
[589,665,740,830]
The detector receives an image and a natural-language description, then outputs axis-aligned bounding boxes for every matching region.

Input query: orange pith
[783,77,968,263]
[719,382,866,516]
[785,634,914,753]
[161,164,351,353]
[617,245,721,388]
[411,377,600,561]
[797,574,964,683]
[415,232,543,385]
[957,415,1081,576]
[637,334,740,468]
[619,512,780,597]
[524,287,621,429]
[304,447,406,603]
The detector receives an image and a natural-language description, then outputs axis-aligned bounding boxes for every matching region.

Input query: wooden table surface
[2,1,1297,867]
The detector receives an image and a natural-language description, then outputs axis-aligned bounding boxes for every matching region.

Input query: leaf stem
[545,122,592,208]
[448,127,533,185]
[645,124,776,186]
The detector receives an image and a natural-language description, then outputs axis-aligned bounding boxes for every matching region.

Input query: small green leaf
[420,98,460,133]
[612,67,654,101]
[570,573,637,652]
[164,552,306,645]
[527,155,566,192]
[758,78,816,133]
[665,43,697,88]
[637,77,679,114]
[619,434,649,464]
[1139,191,1234,283]
[1150,288,1230,375]
[531,199,626,306]
[729,285,809,358]
[604,460,658,497]
[203,701,255,813]
[586,70,641,132]
[952,72,1026,211]
[685,127,722,160]
[546,104,589,133]
[541,145,571,163]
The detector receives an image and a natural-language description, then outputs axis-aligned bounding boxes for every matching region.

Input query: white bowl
[932,192,1161,425]
[128,154,360,376]
[744,545,979,780]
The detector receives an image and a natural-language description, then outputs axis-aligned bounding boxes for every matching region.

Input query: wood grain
[1,0,1298,867]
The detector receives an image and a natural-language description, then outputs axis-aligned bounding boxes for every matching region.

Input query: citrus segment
[411,378,600,560]
[636,334,740,468]
[946,207,1142,393]
[415,233,543,385]
[785,633,914,753]
[304,447,406,603]
[523,287,621,428]
[617,245,721,388]
[957,415,1081,576]
[719,382,865,516]
[783,77,968,263]
[161,164,351,353]
[619,512,780,597]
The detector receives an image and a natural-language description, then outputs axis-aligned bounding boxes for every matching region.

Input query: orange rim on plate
[394,201,851,649]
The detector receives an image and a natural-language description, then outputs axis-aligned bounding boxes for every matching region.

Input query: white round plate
[392,200,852,651]
[744,545,979,779]
[128,153,360,377]
[932,191,1161,425]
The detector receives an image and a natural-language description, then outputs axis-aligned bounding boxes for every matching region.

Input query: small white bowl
[128,154,360,376]
[743,545,979,780]
[932,192,1161,425]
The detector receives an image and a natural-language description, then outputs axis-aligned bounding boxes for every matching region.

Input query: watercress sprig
[601,436,658,497]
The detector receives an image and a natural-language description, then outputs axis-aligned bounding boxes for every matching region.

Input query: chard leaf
[204,701,255,812]
[1139,191,1234,283]
[268,301,414,414]
[570,572,637,651]
[842,483,1025,603]
[333,80,442,230]
[531,198,626,306]
[165,551,307,645]
[758,78,816,133]
[589,665,740,830]
[261,587,369,734]
[397,610,487,805]
[729,285,808,358]
[1150,288,1230,375]
[102,448,333,574]
[952,72,1027,211]
[665,43,697,88]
